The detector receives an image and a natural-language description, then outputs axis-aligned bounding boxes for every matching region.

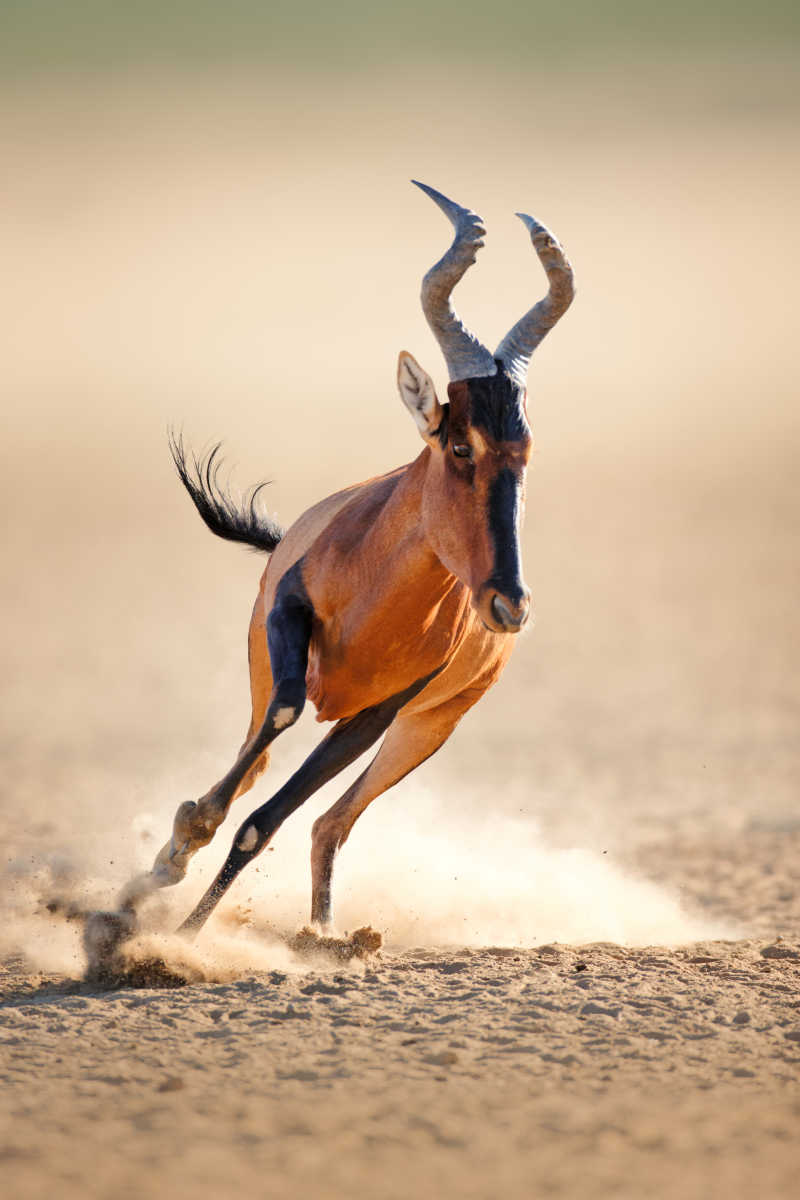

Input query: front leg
[310,691,482,930]
[177,667,447,937]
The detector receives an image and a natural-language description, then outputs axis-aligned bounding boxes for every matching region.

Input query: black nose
[491,592,531,632]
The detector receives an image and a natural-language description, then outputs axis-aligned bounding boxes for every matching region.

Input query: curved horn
[495,214,575,389]
[412,180,497,382]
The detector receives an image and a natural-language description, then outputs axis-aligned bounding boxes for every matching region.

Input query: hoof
[172,798,222,850]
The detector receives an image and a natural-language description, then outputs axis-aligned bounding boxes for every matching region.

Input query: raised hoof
[172,798,223,850]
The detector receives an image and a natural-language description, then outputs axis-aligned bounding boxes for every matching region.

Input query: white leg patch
[272,705,297,731]
[237,825,259,853]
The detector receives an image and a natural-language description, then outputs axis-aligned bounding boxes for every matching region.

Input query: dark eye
[452,443,472,458]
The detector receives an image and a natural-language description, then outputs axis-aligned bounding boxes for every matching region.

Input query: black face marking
[487,468,526,605]
[466,365,528,443]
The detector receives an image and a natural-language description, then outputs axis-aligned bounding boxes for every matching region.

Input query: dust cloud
[0,764,724,985]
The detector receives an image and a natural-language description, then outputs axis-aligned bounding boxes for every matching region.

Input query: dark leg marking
[177,667,443,935]
[214,561,313,809]
[266,562,314,714]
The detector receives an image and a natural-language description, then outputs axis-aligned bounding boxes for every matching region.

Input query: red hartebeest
[118,181,574,937]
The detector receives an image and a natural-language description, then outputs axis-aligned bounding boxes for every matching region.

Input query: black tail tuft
[168,430,285,554]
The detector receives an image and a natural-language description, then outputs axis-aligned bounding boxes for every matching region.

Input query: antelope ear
[397,351,443,444]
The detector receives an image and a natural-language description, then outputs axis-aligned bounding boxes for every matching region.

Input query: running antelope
[122,181,574,936]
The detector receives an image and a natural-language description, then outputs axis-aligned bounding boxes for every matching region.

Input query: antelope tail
[168,431,284,554]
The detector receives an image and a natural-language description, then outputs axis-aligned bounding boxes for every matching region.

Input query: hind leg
[310,692,480,930]
[119,574,309,909]
[144,595,276,887]
[141,739,270,895]
[118,736,273,910]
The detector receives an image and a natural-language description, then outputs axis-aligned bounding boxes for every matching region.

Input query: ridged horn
[495,214,575,389]
[412,180,497,382]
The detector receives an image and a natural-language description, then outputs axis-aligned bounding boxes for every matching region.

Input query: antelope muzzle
[475,581,532,634]
[490,589,531,633]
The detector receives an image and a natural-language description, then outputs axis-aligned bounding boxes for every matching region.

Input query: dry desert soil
[3,67,800,1200]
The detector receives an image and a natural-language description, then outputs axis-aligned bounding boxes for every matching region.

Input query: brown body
[117,182,574,939]
[251,453,512,729]
[238,407,525,928]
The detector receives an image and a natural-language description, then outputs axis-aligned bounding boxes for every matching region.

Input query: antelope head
[397,181,575,634]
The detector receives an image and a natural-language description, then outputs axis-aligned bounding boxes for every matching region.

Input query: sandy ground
[1,65,799,1198]
[2,933,799,1200]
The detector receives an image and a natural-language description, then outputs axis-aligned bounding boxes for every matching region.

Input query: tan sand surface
[1,64,799,1198]
[2,935,799,1200]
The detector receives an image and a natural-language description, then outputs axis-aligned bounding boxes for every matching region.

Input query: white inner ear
[397,352,442,439]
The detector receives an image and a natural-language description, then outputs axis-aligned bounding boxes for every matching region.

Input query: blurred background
[2,3,799,934]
